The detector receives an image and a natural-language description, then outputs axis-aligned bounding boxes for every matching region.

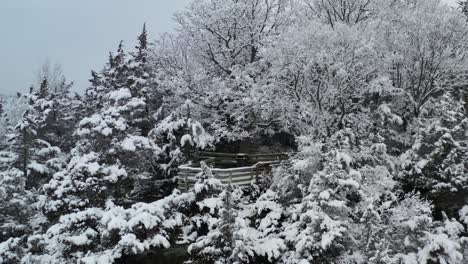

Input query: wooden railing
[176,152,290,191]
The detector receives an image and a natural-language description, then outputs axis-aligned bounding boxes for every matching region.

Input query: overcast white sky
[0,0,459,95]
[442,0,459,8]
[0,0,191,95]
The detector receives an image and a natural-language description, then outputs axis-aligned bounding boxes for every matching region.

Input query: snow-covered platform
[176,152,290,190]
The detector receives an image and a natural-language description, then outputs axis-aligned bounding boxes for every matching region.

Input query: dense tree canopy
[0,0,467,263]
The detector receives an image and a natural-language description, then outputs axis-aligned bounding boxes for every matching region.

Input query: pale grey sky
[442,0,459,7]
[0,0,191,95]
[0,0,459,95]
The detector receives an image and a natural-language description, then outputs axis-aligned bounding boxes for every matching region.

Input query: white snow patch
[108,88,131,102]
[180,134,193,147]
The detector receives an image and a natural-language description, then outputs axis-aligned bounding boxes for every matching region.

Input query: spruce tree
[188,184,241,264]
[42,42,158,217]
[0,97,6,149]
[38,77,49,99]
[127,23,156,135]
[109,41,129,89]
[9,85,65,190]
[135,23,148,62]
[460,0,468,18]
[0,96,4,118]
[42,86,157,217]
[85,42,130,114]
[399,91,468,218]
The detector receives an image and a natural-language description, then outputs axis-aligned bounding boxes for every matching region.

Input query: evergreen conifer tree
[460,0,468,18]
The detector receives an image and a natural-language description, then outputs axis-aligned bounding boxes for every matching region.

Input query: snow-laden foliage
[0,151,34,243]
[188,187,287,264]
[21,191,195,264]
[22,166,227,263]
[399,91,468,217]
[0,95,28,148]
[275,132,466,264]
[42,82,161,216]
[2,0,468,263]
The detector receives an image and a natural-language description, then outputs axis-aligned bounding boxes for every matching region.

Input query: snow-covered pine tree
[142,100,213,199]
[186,163,253,264]
[0,96,4,118]
[37,77,49,99]
[0,81,66,262]
[0,150,35,244]
[276,128,466,264]
[280,132,362,263]
[84,42,130,115]
[22,189,196,263]
[108,41,130,90]
[460,0,468,18]
[42,84,158,218]
[127,23,158,135]
[0,95,29,151]
[8,84,64,190]
[45,75,80,153]
[0,96,7,149]
[399,90,468,218]
[188,184,243,264]
[43,36,213,215]
[181,162,225,242]
[189,187,287,264]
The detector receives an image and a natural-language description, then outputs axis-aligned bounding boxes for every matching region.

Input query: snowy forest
[1,0,468,263]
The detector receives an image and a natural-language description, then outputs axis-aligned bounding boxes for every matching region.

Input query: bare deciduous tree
[34,60,72,95]
[304,0,375,28]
